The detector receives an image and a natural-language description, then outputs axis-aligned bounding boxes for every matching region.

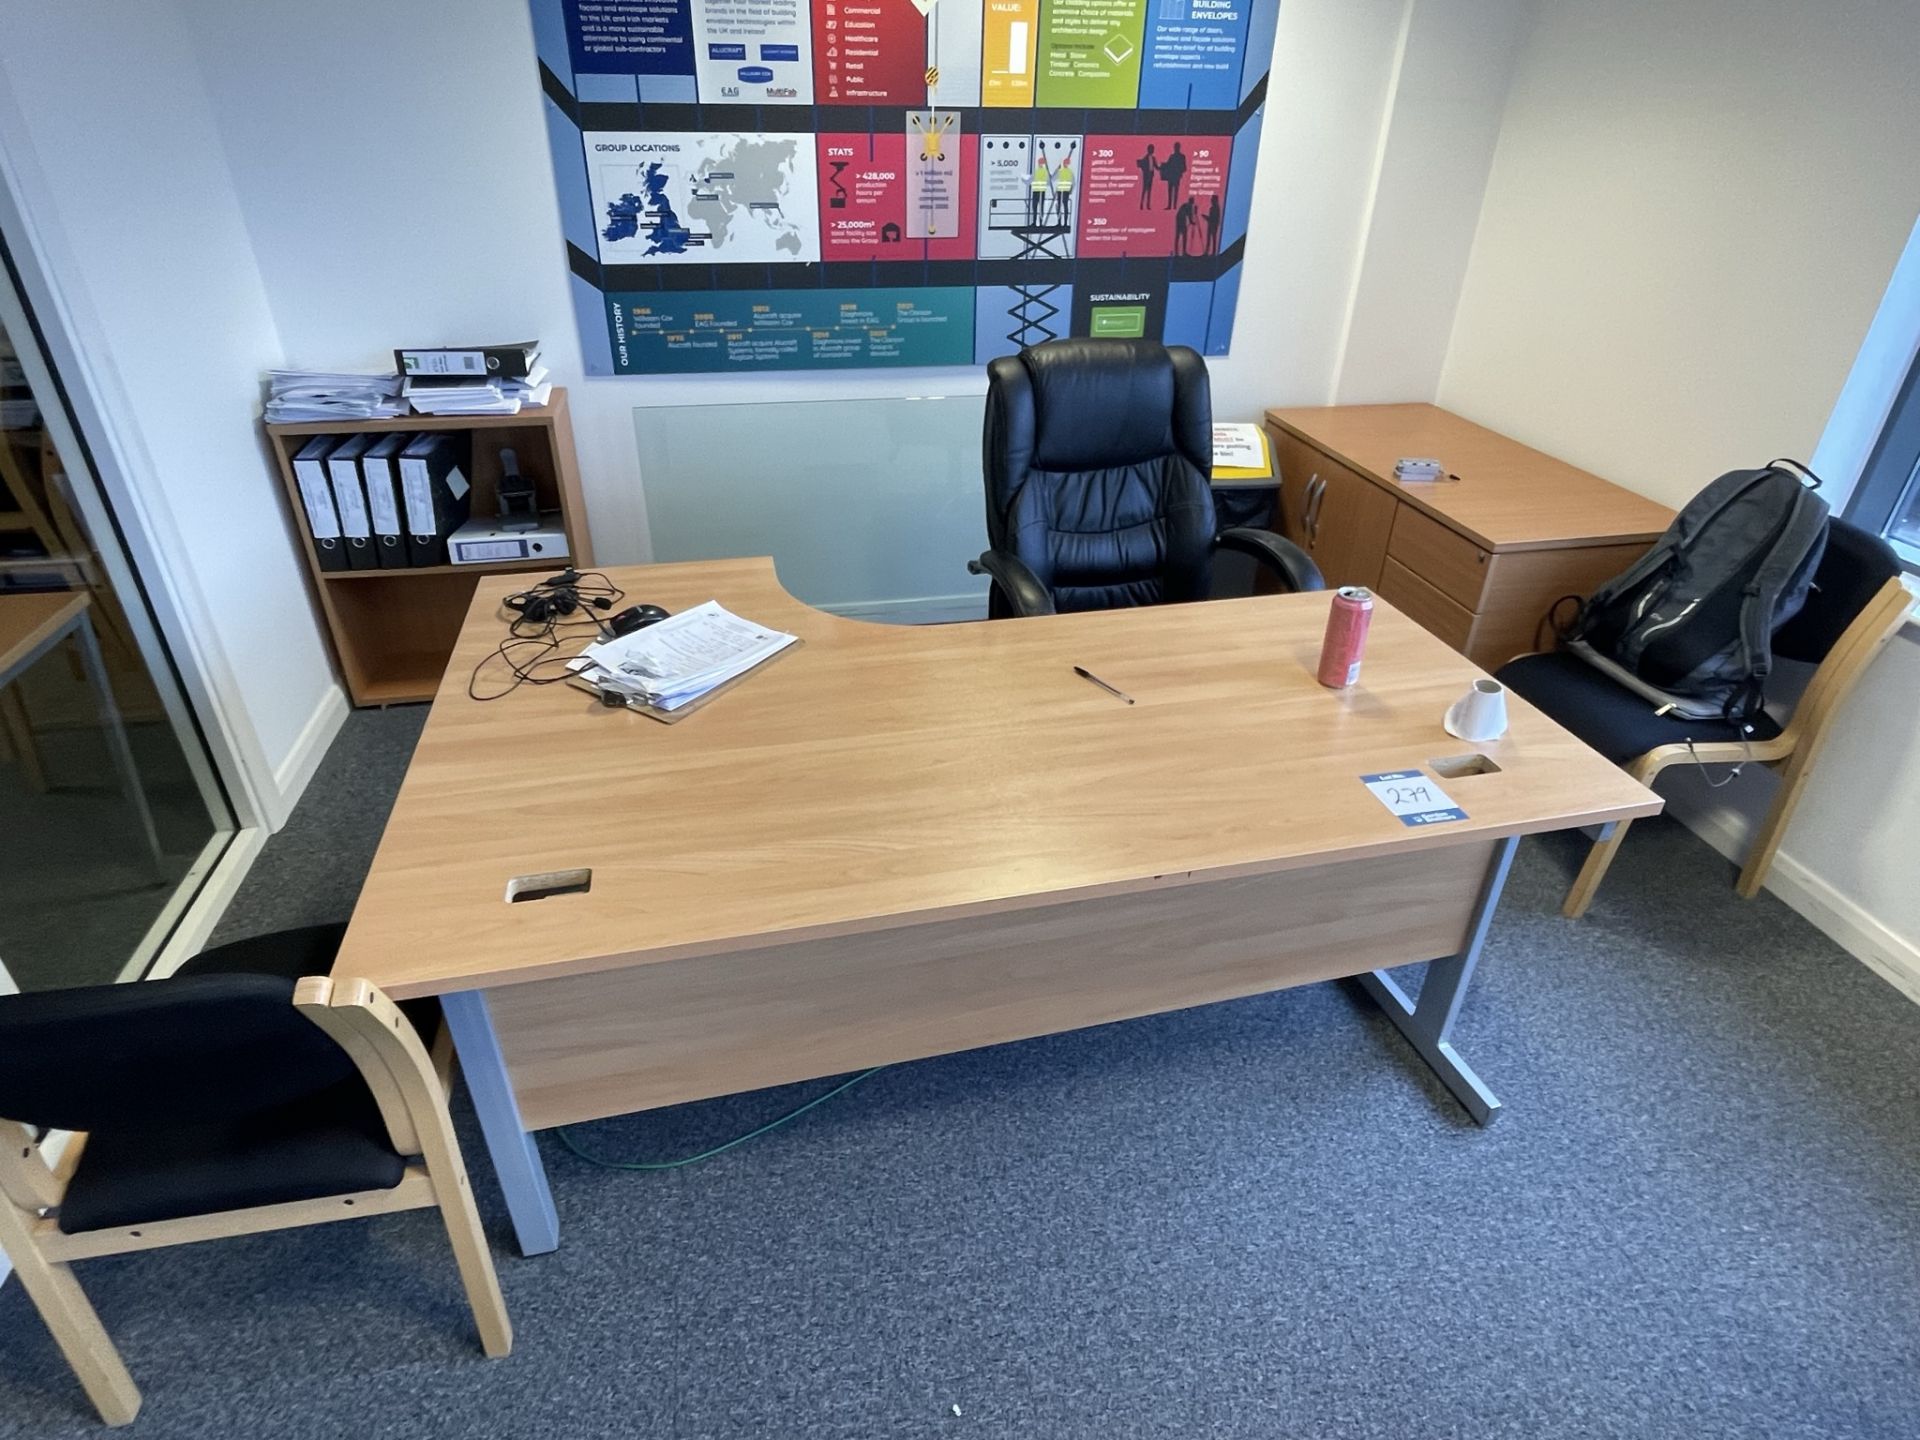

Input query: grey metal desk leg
[72,614,163,876]
[1357,834,1521,1126]
[441,989,560,1256]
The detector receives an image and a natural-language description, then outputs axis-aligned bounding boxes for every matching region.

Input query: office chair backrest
[983,338,1216,612]
[1771,518,1903,665]
[0,974,358,1132]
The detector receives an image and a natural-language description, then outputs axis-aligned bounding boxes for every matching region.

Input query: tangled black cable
[467,569,627,701]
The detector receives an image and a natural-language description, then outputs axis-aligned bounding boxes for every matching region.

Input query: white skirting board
[1768,856,1920,1007]
[1668,800,1920,1006]
[260,684,348,832]
[144,825,268,980]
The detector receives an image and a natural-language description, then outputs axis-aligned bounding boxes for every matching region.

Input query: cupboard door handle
[1305,474,1327,543]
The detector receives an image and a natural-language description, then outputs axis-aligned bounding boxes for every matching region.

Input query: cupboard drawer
[1387,505,1489,611]
[1376,557,1475,652]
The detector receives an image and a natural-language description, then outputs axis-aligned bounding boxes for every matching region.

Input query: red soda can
[1317,586,1374,688]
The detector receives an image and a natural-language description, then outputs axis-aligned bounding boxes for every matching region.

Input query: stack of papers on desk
[265,370,407,423]
[572,601,797,713]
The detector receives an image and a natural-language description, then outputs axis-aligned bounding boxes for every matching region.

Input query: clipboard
[565,637,805,724]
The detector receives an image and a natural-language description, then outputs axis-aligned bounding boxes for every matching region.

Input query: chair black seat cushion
[178,922,441,1045]
[58,1080,405,1233]
[1497,651,1783,763]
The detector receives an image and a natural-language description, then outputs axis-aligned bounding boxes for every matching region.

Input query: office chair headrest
[1022,339,1196,471]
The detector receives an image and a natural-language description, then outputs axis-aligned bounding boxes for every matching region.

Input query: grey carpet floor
[208,704,429,946]
[5,709,1920,1438]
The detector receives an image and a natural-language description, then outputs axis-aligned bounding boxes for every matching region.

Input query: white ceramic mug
[1444,677,1510,742]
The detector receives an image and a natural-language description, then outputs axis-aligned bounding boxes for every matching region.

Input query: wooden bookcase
[265,387,594,707]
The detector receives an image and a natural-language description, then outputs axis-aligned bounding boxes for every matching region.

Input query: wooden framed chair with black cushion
[173,922,450,1079]
[1497,519,1911,918]
[0,931,510,1427]
[971,338,1323,617]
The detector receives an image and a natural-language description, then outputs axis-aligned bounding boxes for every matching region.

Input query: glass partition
[0,241,234,991]
[634,394,991,617]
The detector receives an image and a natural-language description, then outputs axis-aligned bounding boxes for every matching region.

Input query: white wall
[0,2,342,825]
[174,0,1519,581]
[1440,0,1920,508]
[1438,0,1920,979]
[1333,0,1532,403]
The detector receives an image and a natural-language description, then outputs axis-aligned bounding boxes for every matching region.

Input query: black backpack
[1565,460,1830,722]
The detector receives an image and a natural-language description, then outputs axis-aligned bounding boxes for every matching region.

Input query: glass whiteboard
[633,395,990,618]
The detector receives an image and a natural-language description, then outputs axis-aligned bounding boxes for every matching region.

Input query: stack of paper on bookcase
[403,364,551,416]
[265,371,406,423]
[571,601,797,717]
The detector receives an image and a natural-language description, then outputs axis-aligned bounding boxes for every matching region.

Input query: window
[1845,349,1920,572]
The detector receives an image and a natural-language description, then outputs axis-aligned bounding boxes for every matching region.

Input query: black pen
[1073,665,1134,704]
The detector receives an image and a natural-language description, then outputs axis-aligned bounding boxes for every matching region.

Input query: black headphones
[472,570,674,702]
[470,569,629,701]
[503,569,619,629]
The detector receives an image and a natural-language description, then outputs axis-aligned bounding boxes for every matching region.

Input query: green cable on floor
[554,1067,887,1171]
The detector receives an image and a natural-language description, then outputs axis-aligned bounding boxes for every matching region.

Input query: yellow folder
[1211,425,1275,482]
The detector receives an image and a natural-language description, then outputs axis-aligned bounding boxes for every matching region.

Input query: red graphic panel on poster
[817,132,977,260]
[813,0,927,105]
[1078,134,1230,258]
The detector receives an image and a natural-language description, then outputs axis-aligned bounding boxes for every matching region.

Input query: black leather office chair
[1497,519,1910,918]
[971,339,1323,617]
[0,926,508,1426]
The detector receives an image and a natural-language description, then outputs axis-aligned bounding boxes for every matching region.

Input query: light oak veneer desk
[332,558,1661,1255]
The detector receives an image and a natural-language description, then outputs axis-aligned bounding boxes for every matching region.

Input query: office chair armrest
[968,550,1057,618]
[1215,528,1326,593]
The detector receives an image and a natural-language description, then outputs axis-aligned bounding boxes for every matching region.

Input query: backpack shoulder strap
[1733,481,1831,693]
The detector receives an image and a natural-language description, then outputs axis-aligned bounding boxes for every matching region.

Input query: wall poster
[534,0,1280,373]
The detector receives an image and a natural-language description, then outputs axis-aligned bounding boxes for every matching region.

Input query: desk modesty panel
[486,840,1501,1128]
